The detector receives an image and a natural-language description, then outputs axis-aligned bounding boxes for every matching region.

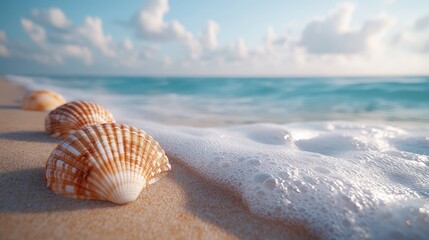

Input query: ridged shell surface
[45,123,171,204]
[21,90,66,111]
[45,101,116,139]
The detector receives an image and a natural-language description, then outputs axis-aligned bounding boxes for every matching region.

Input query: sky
[0,0,428,76]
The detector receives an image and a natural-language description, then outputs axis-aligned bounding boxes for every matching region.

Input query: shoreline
[0,77,313,239]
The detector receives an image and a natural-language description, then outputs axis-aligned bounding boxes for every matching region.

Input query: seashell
[45,100,116,140]
[21,90,66,111]
[45,123,171,204]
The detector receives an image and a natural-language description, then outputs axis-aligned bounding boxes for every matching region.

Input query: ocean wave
[6,75,429,125]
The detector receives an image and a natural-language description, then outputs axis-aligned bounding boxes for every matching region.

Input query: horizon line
[3,73,429,79]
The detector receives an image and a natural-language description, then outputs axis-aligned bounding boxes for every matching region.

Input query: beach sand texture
[0,78,313,240]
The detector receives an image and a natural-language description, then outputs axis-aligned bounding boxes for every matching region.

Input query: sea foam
[138,121,429,239]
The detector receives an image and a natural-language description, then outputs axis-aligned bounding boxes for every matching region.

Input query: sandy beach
[0,77,313,240]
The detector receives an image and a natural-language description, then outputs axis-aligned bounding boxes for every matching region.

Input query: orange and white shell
[45,123,171,204]
[45,101,116,140]
[21,90,66,111]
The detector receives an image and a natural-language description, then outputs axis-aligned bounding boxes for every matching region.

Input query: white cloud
[200,20,219,50]
[63,45,93,65]
[130,0,233,61]
[231,39,248,60]
[299,4,391,55]
[31,8,71,29]
[199,38,250,63]
[115,44,163,67]
[21,18,46,46]
[132,0,194,42]
[78,17,115,57]
[186,3,429,76]
[265,27,289,54]
[393,14,429,53]
[136,0,168,33]
[16,8,121,65]
[130,0,199,57]
[265,27,277,53]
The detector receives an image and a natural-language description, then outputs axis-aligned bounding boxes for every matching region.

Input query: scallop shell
[45,101,116,139]
[45,123,171,204]
[21,90,66,111]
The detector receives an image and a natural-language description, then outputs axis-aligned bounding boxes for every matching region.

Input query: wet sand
[0,77,314,240]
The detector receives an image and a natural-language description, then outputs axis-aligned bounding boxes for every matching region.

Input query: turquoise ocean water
[9,75,429,125]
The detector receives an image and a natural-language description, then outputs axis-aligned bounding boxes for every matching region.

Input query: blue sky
[0,0,428,76]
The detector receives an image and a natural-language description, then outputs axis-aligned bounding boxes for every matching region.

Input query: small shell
[45,101,116,139]
[45,123,171,204]
[21,90,66,111]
